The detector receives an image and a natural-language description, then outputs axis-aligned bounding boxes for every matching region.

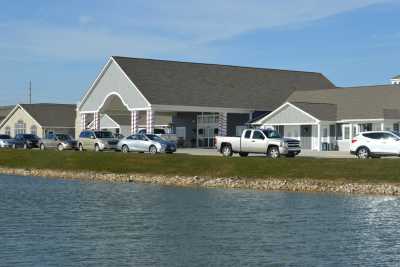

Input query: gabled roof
[291,102,337,121]
[20,103,76,127]
[288,84,400,120]
[392,75,400,79]
[112,56,335,111]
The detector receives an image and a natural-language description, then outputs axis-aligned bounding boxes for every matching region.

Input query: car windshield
[23,134,38,139]
[145,134,164,142]
[390,131,400,138]
[94,131,114,138]
[0,135,11,139]
[56,134,71,141]
[262,129,281,139]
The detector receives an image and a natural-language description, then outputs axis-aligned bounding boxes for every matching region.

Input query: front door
[300,125,312,150]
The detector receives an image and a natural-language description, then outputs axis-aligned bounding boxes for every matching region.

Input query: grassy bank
[0,149,399,183]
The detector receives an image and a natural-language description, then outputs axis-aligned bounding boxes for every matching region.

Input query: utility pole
[28,80,32,104]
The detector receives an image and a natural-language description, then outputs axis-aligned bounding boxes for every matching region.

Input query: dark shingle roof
[20,103,76,127]
[291,102,337,121]
[288,85,400,120]
[0,105,14,122]
[112,56,335,111]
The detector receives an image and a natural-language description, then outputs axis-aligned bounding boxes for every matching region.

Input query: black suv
[14,134,40,149]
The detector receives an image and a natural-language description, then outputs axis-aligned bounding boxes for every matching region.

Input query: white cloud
[0,0,391,61]
[123,0,391,43]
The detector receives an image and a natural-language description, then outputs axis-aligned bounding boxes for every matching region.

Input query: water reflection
[0,175,399,266]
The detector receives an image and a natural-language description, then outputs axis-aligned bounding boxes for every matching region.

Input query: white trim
[252,102,319,125]
[262,122,319,126]
[0,104,43,129]
[96,92,132,112]
[41,126,76,129]
[0,105,19,128]
[337,118,384,123]
[78,57,113,110]
[80,107,150,114]
[151,104,253,113]
[111,57,151,107]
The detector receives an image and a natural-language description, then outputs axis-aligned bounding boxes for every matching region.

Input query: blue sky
[0,0,399,105]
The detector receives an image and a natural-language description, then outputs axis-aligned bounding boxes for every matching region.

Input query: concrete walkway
[175,148,355,159]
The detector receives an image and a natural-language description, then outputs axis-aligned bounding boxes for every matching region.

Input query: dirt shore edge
[1,167,399,196]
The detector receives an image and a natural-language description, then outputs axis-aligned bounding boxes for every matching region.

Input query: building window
[344,125,350,140]
[323,128,328,138]
[360,123,372,132]
[5,126,11,136]
[30,125,37,135]
[14,120,26,136]
[336,124,343,140]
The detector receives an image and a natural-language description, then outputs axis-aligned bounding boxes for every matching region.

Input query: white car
[350,131,400,159]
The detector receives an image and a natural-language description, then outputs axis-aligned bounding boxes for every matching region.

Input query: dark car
[14,134,40,149]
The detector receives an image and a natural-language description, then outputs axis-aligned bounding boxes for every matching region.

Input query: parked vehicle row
[0,130,177,155]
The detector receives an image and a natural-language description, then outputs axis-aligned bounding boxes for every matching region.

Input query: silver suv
[78,130,119,152]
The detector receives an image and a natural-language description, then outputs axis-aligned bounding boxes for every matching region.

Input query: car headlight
[280,141,288,148]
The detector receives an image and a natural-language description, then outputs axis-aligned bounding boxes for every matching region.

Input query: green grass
[0,149,400,183]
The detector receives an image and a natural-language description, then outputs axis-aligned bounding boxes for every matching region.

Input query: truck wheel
[221,145,233,157]
[267,146,280,159]
[57,144,64,152]
[239,152,248,157]
[94,144,100,152]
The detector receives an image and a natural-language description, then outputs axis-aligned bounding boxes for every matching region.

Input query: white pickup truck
[215,128,301,158]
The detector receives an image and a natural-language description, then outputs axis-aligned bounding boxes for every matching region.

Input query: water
[0,175,399,266]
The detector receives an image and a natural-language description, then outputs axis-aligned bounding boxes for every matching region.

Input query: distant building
[0,103,76,138]
[391,75,400,85]
[252,85,400,151]
[76,56,335,147]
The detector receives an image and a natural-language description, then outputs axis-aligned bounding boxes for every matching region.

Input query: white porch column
[349,123,353,140]
[218,112,228,136]
[146,109,154,134]
[94,112,100,130]
[80,113,86,131]
[131,110,138,134]
[317,124,321,151]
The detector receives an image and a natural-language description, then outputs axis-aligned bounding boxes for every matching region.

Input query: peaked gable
[79,58,150,112]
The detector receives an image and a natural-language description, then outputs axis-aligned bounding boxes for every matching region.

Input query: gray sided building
[77,56,334,147]
[253,84,400,151]
[0,103,76,138]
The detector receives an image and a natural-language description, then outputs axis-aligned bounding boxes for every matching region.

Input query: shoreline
[0,167,399,196]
